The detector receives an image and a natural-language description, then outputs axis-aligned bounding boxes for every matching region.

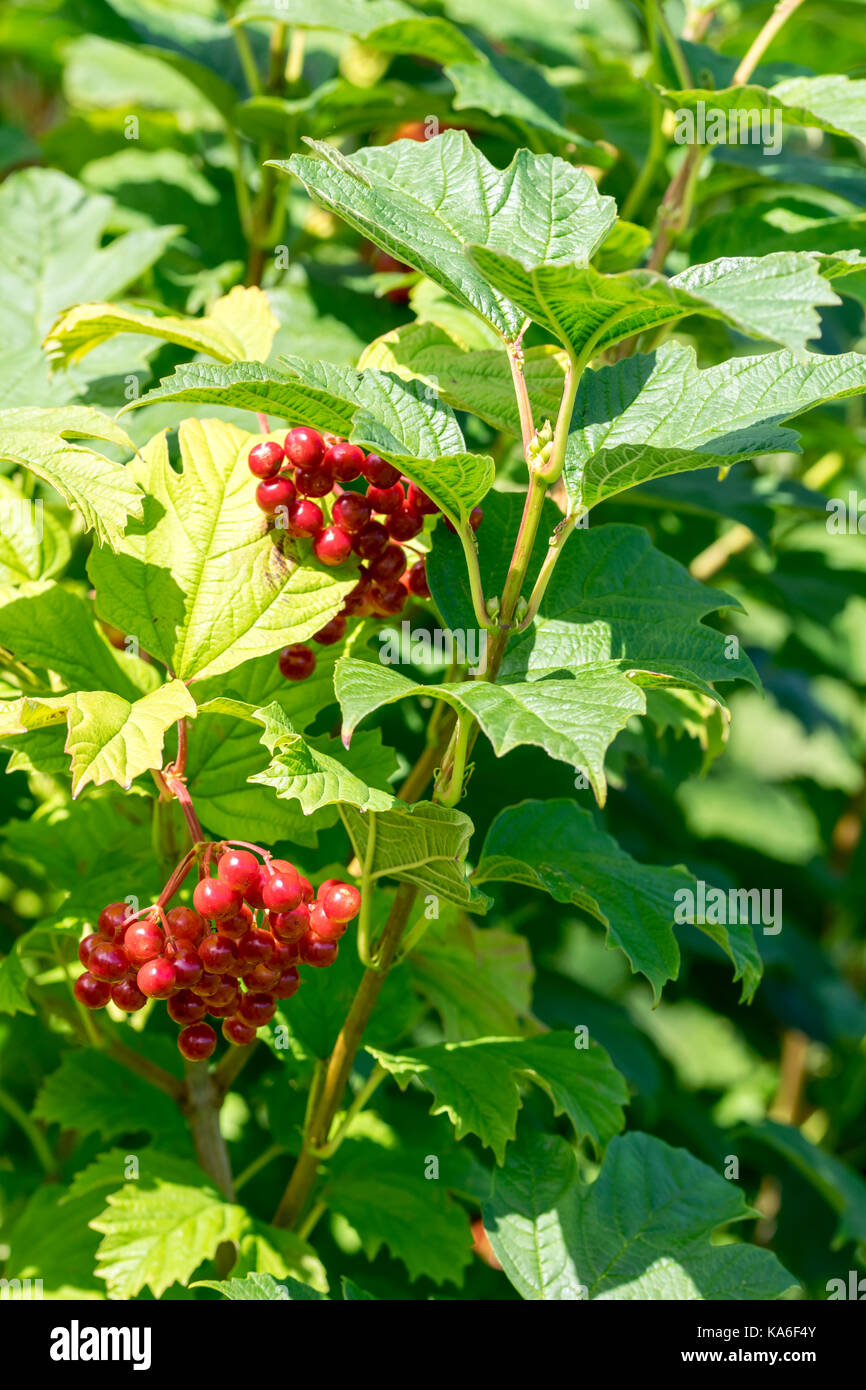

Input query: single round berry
[193,878,243,921]
[166,943,204,988]
[255,475,296,515]
[137,956,177,999]
[198,933,238,975]
[78,932,107,969]
[298,876,314,905]
[295,465,334,498]
[223,1015,258,1047]
[300,932,339,968]
[207,978,240,1010]
[278,644,316,681]
[74,971,112,1009]
[248,440,285,479]
[309,903,347,943]
[238,992,277,1027]
[387,505,423,542]
[312,614,346,647]
[314,525,353,566]
[332,491,373,534]
[287,498,324,538]
[97,902,133,941]
[111,977,147,1012]
[168,989,207,1025]
[406,559,431,598]
[362,454,401,488]
[243,961,282,991]
[219,905,254,940]
[207,999,239,1019]
[321,883,362,923]
[89,941,130,982]
[165,906,205,943]
[243,865,268,911]
[273,966,301,1000]
[285,426,325,468]
[272,938,301,970]
[262,868,302,913]
[407,482,439,514]
[177,1022,217,1062]
[369,544,407,583]
[370,579,407,616]
[191,969,222,998]
[124,919,164,965]
[217,849,260,894]
[237,927,277,969]
[324,441,365,482]
[269,905,309,943]
[353,519,389,560]
[366,481,404,515]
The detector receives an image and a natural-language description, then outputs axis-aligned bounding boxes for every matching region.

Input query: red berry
[193,878,243,921]
[166,944,204,988]
[353,519,389,559]
[300,933,339,968]
[366,481,404,514]
[208,978,240,1010]
[287,498,324,538]
[237,927,276,969]
[269,905,309,943]
[223,1015,258,1047]
[165,906,205,943]
[271,938,301,969]
[243,962,282,991]
[312,614,346,646]
[248,440,285,479]
[407,482,439,514]
[309,903,347,943]
[137,957,177,999]
[369,544,407,582]
[387,505,423,541]
[78,932,107,969]
[324,442,364,481]
[89,941,130,982]
[124,919,164,965]
[273,966,301,1000]
[332,492,372,534]
[238,992,277,1027]
[321,883,362,922]
[191,970,223,998]
[262,868,302,913]
[362,454,401,488]
[177,1022,217,1061]
[255,475,296,515]
[341,573,372,615]
[298,876,314,905]
[285,426,325,468]
[314,525,353,566]
[110,977,147,1012]
[74,972,112,1009]
[217,849,260,894]
[198,933,238,974]
[278,643,316,681]
[295,465,334,498]
[370,579,407,616]
[168,989,207,1025]
[219,905,254,940]
[243,865,268,910]
[97,902,133,941]
[406,559,431,598]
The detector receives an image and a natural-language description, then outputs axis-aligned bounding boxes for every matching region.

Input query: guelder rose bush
[0,0,863,1304]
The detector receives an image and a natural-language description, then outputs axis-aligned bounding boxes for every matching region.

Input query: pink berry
[387,505,423,541]
[321,883,362,922]
[300,933,339,968]
[278,644,316,681]
[198,933,238,974]
[217,849,260,894]
[124,919,164,965]
[219,905,254,940]
[223,1015,258,1046]
[243,962,282,991]
[137,957,177,999]
[166,944,204,988]
[287,498,324,538]
[295,465,334,498]
[75,972,112,1009]
[406,559,431,598]
[191,969,223,998]
[263,868,303,913]
[88,941,130,982]
[309,903,347,943]
[248,440,285,479]
[407,482,439,515]
[332,491,372,534]
[369,544,407,583]
[312,614,346,646]
[78,932,108,969]
[370,579,407,616]
[193,878,243,921]
[237,927,276,969]
[362,454,401,488]
[366,481,404,514]
[165,906,205,943]
[273,966,301,1000]
[238,992,277,1027]
[255,475,296,515]
[168,989,207,1025]
[97,902,133,941]
[177,1022,217,1061]
[353,520,389,559]
[110,977,147,1012]
[313,525,353,566]
[285,426,325,468]
[269,905,309,943]
[324,442,364,481]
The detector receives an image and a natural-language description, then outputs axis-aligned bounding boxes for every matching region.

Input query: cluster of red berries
[73,847,361,1060]
[248,425,482,682]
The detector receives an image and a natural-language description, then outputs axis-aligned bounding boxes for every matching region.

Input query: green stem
[0,1084,58,1175]
[234,1142,285,1193]
[433,709,473,807]
[356,811,378,966]
[311,1064,386,1157]
[621,0,667,223]
[516,511,582,630]
[230,19,262,95]
[654,0,693,88]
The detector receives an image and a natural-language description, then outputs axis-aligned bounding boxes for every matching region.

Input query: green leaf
[408,910,533,1040]
[0,167,177,405]
[661,74,866,148]
[336,654,644,806]
[0,945,36,1016]
[0,407,143,551]
[0,477,71,584]
[483,1130,796,1300]
[91,1179,250,1300]
[45,286,279,369]
[564,342,866,513]
[341,1276,379,1300]
[471,250,841,359]
[278,131,616,341]
[475,799,761,1001]
[339,799,488,911]
[233,0,478,63]
[369,1033,628,1162]
[62,679,196,795]
[34,1052,182,1143]
[5,1185,105,1299]
[195,1273,309,1300]
[445,50,596,149]
[743,1121,866,1252]
[250,702,400,814]
[88,419,356,682]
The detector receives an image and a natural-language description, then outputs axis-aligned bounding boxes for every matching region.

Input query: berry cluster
[74,846,360,1060]
[247,426,482,682]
